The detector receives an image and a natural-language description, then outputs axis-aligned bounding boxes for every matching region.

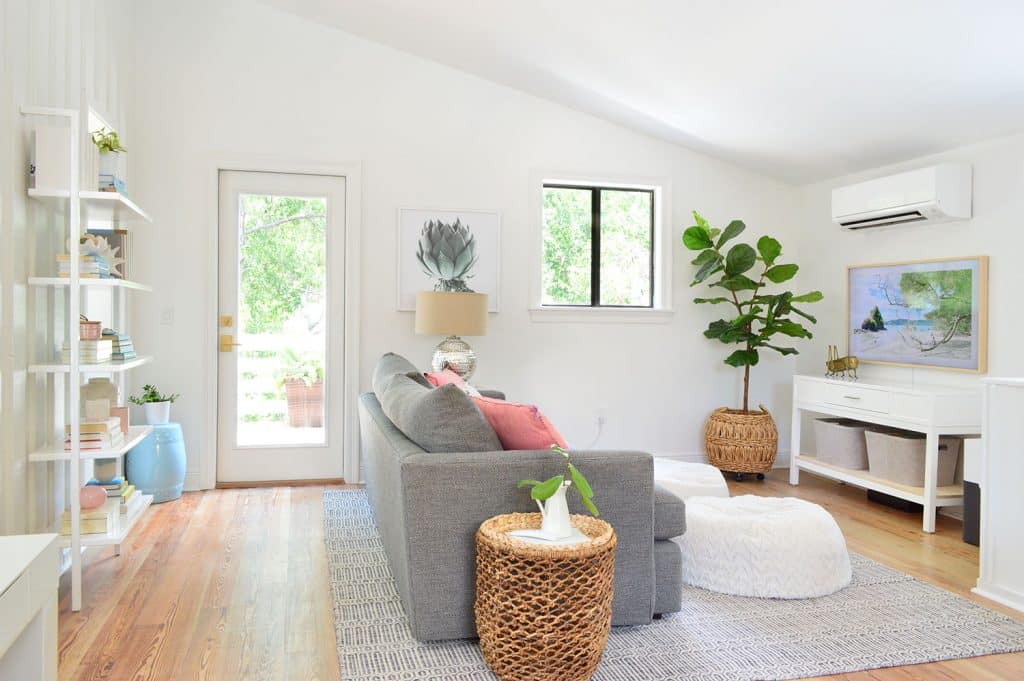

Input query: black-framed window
[541,184,655,307]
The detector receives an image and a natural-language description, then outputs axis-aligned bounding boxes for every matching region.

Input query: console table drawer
[806,382,891,413]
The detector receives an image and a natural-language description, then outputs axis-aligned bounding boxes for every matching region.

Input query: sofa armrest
[399,448,655,640]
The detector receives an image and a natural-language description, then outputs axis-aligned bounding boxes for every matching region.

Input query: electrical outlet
[160,306,175,325]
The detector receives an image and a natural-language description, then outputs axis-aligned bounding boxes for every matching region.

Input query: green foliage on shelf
[91,127,126,154]
[128,384,179,405]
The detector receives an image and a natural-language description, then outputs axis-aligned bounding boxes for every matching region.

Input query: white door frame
[200,155,362,489]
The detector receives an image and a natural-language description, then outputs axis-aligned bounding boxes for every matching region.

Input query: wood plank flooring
[58,473,1023,680]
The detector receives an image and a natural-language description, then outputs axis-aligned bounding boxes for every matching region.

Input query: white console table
[790,375,981,533]
[0,534,58,681]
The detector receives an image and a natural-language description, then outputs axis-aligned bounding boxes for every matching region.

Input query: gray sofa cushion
[654,483,686,540]
[379,374,502,453]
[372,352,420,396]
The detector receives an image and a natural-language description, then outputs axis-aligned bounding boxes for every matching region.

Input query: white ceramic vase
[535,481,574,539]
[143,401,171,425]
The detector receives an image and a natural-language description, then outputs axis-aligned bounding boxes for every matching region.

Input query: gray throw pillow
[372,352,420,396]
[380,374,502,453]
[404,370,433,389]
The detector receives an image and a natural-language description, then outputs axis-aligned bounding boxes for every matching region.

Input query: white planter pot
[97,151,123,178]
[143,401,171,425]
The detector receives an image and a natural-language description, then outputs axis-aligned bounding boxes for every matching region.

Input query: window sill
[528,306,674,324]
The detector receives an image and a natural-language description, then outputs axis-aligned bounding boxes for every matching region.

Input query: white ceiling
[263,0,1024,183]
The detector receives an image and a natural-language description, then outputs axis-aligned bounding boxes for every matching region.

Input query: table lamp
[415,291,488,379]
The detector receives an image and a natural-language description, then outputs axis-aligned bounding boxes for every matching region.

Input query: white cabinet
[790,375,981,533]
[0,535,58,681]
[974,378,1024,613]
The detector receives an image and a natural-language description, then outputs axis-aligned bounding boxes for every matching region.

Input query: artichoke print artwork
[416,218,479,292]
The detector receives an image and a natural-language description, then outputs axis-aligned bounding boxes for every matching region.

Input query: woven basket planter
[704,405,779,474]
[475,513,616,681]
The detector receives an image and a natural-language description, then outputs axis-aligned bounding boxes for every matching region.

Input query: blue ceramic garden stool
[127,422,187,503]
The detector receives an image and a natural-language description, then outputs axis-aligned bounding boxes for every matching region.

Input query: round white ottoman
[653,458,729,500]
[673,495,852,599]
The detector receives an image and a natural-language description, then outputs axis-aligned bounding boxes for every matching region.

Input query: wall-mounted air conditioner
[831,162,972,230]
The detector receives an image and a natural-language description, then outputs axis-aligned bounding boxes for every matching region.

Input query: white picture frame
[397,207,501,312]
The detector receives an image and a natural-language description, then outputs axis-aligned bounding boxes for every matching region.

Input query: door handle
[219,334,242,352]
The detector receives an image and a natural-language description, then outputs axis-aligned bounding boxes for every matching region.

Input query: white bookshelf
[28,356,153,374]
[29,277,152,292]
[27,187,152,223]
[22,104,154,612]
[28,425,154,463]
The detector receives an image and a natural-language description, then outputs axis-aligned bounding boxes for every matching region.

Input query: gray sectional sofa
[359,353,687,641]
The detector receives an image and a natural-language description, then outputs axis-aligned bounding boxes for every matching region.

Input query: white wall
[795,132,1024,450]
[0,0,135,533]
[129,0,803,487]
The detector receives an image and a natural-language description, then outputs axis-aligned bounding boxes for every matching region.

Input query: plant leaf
[690,249,718,267]
[724,349,760,367]
[568,464,594,498]
[716,220,745,248]
[693,297,730,304]
[692,211,710,229]
[517,479,543,488]
[769,320,813,338]
[551,444,569,458]
[691,254,724,284]
[756,236,782,266]
[791,290,823,303]
[715,274,759,291]
[531,475,564,501]
[790,306,817,324]
[682,226,713,251]
[725,243,757,276]
[581,495,600,517]
[763,343,799,355]
[764,264,799,283]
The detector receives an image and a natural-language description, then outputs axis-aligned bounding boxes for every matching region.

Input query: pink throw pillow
[425,368,480,396]
[471,396,568,450]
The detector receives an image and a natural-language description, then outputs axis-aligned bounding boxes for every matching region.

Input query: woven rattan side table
[474,513,617,681]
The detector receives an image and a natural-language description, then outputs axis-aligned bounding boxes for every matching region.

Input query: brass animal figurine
[826,345,859,379]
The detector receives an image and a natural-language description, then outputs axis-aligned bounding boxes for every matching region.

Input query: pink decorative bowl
[80,485,107,510]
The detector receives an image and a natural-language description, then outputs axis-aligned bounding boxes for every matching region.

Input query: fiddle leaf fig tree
[683,211,823,413]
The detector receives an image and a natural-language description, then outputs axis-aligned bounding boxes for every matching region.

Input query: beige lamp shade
[415,291,488,336]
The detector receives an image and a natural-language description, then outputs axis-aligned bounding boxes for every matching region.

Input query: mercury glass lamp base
[431,335,477,380]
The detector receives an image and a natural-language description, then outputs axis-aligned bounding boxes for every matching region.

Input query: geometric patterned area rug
[324,489,1024,680]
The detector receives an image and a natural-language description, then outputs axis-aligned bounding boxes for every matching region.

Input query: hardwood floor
[58,473,1023,680]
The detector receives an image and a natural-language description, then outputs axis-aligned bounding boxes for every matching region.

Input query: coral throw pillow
[471,396,569,450]
[425,368,481,396]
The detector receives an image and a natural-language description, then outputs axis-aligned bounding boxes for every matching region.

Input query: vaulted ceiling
[263,0,1024,183]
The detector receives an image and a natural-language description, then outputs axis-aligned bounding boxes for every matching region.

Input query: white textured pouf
[653,458,729,500]
[673,495,852,599]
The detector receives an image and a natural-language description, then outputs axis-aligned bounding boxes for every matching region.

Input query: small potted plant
[90,127,126,191]
[276,348,324,428]
[682,211,822,480]
[129,384,180,425]
[517,446,599,540]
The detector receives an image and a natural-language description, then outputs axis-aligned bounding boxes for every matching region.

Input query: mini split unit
[831,162,972,230]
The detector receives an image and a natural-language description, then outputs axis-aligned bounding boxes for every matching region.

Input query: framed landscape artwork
[847,256,988,372]
[397,208,500,312]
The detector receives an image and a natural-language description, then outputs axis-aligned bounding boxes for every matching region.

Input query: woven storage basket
[475,513,616,681]
[814,418,869,470]
[704,405,778,474]
[865,429,961,486]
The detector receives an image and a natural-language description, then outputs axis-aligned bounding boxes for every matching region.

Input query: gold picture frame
[846,256,988,373]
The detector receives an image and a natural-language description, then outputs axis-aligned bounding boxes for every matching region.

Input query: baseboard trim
[973,582,1024,614]
[184,471,203,492]
[653,451,791,469]
[215,478,346,489]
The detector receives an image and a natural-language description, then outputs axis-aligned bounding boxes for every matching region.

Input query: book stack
[65,416,124,452]
[88,478,144,517]
[57,254,111,278]
[61,497,118,535]
[98,175,127,193]
[101,329,136,361]
[61,339,113,364]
